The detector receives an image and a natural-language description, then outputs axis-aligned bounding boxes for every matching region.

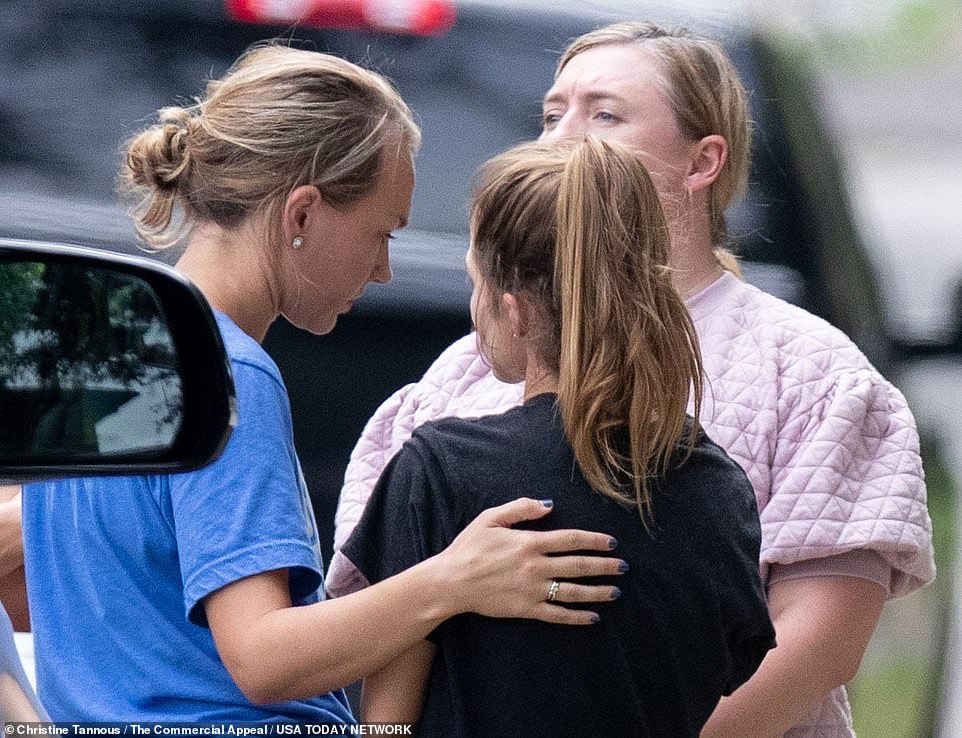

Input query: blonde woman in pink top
[328,21,935,738]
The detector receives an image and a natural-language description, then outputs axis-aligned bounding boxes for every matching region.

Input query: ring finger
[545,580,621,604]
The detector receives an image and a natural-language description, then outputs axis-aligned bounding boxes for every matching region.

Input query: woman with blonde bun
[21,44,623,722]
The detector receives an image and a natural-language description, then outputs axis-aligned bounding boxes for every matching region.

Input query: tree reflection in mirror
[0,261,182,460]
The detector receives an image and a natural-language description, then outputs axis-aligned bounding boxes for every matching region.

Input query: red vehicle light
[226,0,457,36]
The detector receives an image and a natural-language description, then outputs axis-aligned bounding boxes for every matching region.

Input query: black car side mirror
[0,239,235,481]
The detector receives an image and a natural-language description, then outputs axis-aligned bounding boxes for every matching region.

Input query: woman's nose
[371,245,392,284]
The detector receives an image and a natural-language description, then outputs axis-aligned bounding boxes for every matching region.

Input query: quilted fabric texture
[329,272,934,737]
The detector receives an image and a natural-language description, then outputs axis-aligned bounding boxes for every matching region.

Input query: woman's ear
[501,292,529,339]
[685,134,727,193]
[281,185,324,243]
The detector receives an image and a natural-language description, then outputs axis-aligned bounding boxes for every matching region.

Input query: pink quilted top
[329,272,935,736]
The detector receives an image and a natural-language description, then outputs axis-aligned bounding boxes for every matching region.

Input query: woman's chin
[284,310,339,336]
[491,368,524,384]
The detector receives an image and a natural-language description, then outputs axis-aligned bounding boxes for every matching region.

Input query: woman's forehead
[548,45,662,100]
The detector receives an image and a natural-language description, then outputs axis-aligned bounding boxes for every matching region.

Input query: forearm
[212,558,453,704]
[701,575,886,737]
[701,631,845,737]
[209,498,621,705]
[0,487,28,631]
[362,640,435,723]
[0,569,29,632]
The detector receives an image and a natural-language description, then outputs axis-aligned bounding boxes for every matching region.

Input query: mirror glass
[0,261,182,460]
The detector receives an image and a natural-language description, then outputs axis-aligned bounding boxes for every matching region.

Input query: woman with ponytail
[342,137,775,736]
[335,20,933,737]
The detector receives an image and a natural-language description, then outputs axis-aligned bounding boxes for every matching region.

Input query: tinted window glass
[0,260,181,459]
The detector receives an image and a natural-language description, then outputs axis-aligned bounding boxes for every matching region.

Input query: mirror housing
[0,239,235,481]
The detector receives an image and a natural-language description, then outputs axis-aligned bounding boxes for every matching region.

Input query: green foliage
[0,260,182,456]
[18,265,175,387]
[0,261,44,359]
[851,659,930,737]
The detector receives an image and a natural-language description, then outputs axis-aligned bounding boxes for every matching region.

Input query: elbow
[223,655,294,706]
[834,650,865,688]
[226,655,341,706]
[231,673,275,707]
[241,682,285,707]
[811,644,863,695]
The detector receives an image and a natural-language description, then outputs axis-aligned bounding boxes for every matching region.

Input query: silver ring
[547,580,561,603]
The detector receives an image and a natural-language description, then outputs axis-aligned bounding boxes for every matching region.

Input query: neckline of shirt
[685,271,739,322]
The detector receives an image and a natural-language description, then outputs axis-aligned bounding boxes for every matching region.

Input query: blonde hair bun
[120,44,420,250]
[125,107,194,192]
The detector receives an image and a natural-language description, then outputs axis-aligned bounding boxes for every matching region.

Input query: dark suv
[0,1,904,562]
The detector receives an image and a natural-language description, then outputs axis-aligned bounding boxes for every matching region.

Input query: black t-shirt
[344,393,775,737]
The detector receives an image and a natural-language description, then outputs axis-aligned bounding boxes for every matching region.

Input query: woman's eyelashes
[541,109,620,131]
[542,111,562,128]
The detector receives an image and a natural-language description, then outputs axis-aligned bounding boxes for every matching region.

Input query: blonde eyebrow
[542,90,565,107]
[543,90,628,108]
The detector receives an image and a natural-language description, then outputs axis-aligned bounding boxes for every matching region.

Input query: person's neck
[673,260,725,299]
[523,364,559,402]
[176,222,279,343]
[667,226,725,299]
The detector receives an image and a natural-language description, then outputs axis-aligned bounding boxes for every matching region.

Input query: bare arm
[206,498,623,704]
[362,640,435,723]
[0,487,28,631]
[700,575,886,738]
[0,487,23,579]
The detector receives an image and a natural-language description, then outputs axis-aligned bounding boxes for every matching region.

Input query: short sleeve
[726,631,777,696]
[342,431,461,589]
[685,444,776,695]
[171,361,323,626]
[764,369,934,597]
[768,549,892,591]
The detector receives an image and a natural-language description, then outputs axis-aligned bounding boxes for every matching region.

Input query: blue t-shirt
[23,311,354,722]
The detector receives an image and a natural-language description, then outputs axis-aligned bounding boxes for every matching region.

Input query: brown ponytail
[555,137,702,519]
[471,137,703,520]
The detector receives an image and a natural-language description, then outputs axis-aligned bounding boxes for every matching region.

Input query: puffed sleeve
[333,381,422,553]
[763,368,934,597]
